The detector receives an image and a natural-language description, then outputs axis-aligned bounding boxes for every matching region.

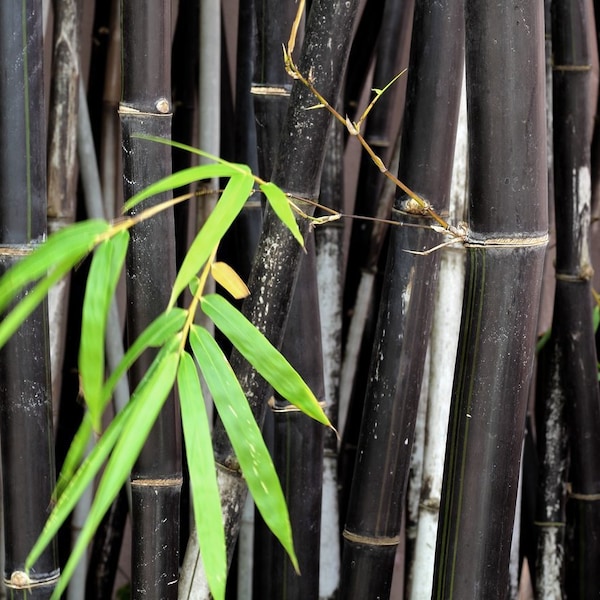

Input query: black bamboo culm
[343,0,386,127]
[338,0,414,511]
[548,0,600,595]
[171,0,200,273]
[252,0,296,179]
[432,1,548,597]
[339,0,464,593]
[314,117,345,600]
[255,242,326,599]
[0,1,60,597]
[206,0,361,582]
[120,1,181,597]
[85,488,129,599]
[46,0,80,404]
[341,0,413,331]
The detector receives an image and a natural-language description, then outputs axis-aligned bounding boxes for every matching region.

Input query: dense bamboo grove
[0,0,600,599]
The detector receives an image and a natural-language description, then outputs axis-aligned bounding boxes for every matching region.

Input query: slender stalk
[338,0,464,593]
[46,0,80,407]
[432,0,548,596]
[343,0,386,125]
[0,1,59,596]
[252,0,296,178]
[406,76,468,600]
[120,2,181,597]
[255,243,325,599]
[181,1,360,595]
[342,0,413,330]
[338,0,414,444]
[100,0,121,220]
[78,75,132,598]
[315,120,344,600]
[548,0,600,596]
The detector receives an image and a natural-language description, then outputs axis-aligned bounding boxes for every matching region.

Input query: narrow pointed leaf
[123,164,241,212]
[54,308,187,496]
[169,173,254,307]
[132,134,253,177]
[0,219,110,313]
[200,293,330,427]
[190,325,299,573]
[54,415,95,499]
[178,352,226,600]
[0,261,73,349]
[211,261,250,299]
[101,307,187,406]
[27,400,135,570]
[79,230,129,430]
[51,340,180,599]
[260,181,304,246]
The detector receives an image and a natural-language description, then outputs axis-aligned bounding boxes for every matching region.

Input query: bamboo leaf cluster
[0,154,329,600]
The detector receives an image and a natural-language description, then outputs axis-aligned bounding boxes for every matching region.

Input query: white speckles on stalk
[575,166,592,276]
[402,275,413,315]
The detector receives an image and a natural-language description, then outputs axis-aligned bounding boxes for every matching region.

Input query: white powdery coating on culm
[575,166,592,270]
[537,527,564,599]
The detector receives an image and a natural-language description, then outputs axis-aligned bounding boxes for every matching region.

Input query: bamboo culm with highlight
[339,0,465,594]
[0,2,60,597]
[432,1,548,597]
[119,1,182,597]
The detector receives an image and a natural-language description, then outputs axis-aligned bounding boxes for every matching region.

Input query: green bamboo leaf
[50,339,180,599]
[178,352,226,600]
[169,173,254,307]
[0,259,73,349]
[101,307,187,407]
[0,219,109,313]
[27,401,134,571]
[54,308,187,498]
[189,325,299,573]
[54,414,95,499]
[123,164,241,212]
[132,134,252,177]
[260,181,304,246]
[200,293,331,427]
[79,230,129,430]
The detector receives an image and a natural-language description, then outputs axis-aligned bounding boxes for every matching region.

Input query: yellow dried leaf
[211,262,250,299]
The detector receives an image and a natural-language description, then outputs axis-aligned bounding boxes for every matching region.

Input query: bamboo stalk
[255,242,325,599]
[0,1,59,596]
[120,1,181,597]
[342,0,413,329]
[181,1,361,594]
[432,0,548,596]
[338,0,465,593]
[343,0,386,125]
[46,0,80,408]
[315,119,344,600]
[547,0,600,596]
[251,0,296,178]
[338,0,414,443]
[406,75,468,600]
[78,75,132,598]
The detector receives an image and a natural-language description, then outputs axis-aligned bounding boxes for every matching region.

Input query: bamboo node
[250,84,291,97]
[556,269,594,282]
[342,529,400,546]
[0,245,34,257]
[533,520,565,527]
[268,395,326,413]
[5,570,60,589]
[553,63,592,72]
[568,491,600,501]
[464,233,548,248]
